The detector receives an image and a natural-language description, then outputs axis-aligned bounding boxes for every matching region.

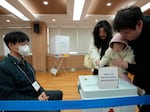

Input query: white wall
[0,27,93,55]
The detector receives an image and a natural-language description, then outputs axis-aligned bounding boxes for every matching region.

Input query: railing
[0,95,150,111]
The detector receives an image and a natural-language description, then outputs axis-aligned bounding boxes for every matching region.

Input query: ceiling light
[106,2,112,6]
[6,19,11,22]
[52,19,56,22]
[141,2,150,12]
[73,0,85,21]
[0,0,29,21]
[95,19,98,22]
[43,1,48,5]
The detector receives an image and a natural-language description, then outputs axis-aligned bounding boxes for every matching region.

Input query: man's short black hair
[113,6,144,32]
[4,31,30,48]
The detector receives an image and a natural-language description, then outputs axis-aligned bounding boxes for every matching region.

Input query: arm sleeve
[0,67,38,100]
[99,48,112,67]
[127,63,137,75]
[88,37,100,61]
[123,46,135,63]
[0,88,37,100]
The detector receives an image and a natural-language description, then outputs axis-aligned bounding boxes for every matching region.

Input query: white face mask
[18,45,30,56]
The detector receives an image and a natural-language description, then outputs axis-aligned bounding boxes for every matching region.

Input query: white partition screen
[49,27,93,54]
[50,35,70,54]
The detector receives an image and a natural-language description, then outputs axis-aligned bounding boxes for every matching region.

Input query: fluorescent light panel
[0,0,29,21]
[73,0,85,21]
[141,2,150,12]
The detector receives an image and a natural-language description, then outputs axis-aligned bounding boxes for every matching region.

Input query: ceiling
[0,0,150,28]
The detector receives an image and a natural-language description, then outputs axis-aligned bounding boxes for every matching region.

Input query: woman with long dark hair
[89,20,113,75]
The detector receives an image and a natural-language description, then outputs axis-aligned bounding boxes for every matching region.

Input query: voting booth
[78,67,138,112]
[50,35,70,55]
[50,35,70,75]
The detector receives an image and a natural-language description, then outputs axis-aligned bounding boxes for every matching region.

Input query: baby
[97,33,145,95]
[98,33,135,82]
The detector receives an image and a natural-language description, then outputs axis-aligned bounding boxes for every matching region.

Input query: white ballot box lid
[78,75,138,99]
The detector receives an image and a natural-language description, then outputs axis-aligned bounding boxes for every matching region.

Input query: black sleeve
[0,67,38,100]
[0,88,37,100]
[127,63,137,75]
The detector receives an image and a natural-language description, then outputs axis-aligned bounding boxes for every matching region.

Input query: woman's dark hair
[4,31,30,49]
[93,20,112,49]
[113,6,144,32]
[92,20,113,58]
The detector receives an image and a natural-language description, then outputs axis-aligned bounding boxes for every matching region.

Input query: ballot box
[78,75,138,112]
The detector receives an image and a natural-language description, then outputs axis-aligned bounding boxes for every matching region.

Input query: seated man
[0,31,63,112]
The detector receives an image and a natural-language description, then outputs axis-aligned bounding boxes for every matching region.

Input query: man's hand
[38,92,49,101]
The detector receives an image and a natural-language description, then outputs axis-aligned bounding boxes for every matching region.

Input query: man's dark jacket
[0,54,44,100]
[127,16,150,94]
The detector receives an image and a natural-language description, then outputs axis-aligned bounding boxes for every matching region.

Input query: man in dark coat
[113,6,150,112]
[0,31,63,112]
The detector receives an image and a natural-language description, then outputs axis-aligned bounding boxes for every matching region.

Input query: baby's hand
[95,60,100,66]
[112,58,123,67]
